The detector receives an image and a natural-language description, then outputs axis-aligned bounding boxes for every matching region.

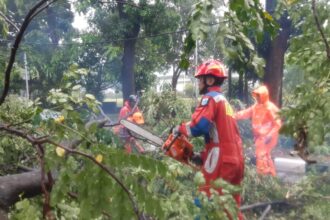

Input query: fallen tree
[0,118,142,219]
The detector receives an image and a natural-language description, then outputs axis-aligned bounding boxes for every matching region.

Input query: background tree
[281,0,330,157]
[263,0,292,106]
[1,0,76,102]
[77,0,184,100]
[0,0,329,219]
[181,0,278,100]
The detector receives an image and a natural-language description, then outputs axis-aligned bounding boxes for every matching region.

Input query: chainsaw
[119,119,194,164]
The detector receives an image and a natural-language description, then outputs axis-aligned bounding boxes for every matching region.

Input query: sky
[71,4,89,31]
[72,13,88,30]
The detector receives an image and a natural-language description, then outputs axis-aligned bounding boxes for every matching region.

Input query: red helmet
[194,60,227,78]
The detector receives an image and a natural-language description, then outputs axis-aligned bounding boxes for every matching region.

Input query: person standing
[234,85,282,176]
[118,95,145,153]
[174,60,244,220]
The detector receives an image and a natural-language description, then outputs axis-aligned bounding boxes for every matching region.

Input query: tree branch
[29,0,57,22]
[0,11,19,32]
[35,144,54,219]
[0,123,141,219]
[45,140,141,219]
[311,0,330,59]
[0,0,58,106]
[240,200,289,211]
[258,204,271,220]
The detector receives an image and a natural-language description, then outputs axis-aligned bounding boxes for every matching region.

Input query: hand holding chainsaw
[119,119,200,166]
[172,125,180,136]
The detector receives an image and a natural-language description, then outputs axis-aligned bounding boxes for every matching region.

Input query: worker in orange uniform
[173,60,244,220]
[118,95,145,153]
[234,85,282,176]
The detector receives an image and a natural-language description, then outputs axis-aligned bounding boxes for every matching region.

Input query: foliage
[140,88,194,136]
[140,88,206,152]
[74,33,122,100]
[0,95,39,174]
[280,0,330,150]
[242,163,285,205]
[230,98,255,148]
[76,0,187,97]
[1,1,330,219]
[182,0,279,77]
[0,1,8,36]
[283,173,330,220]
[0,66,239,219]
[0,0,79,101]
[9,198,42,220]
[242,161,330,220]
[183,83,195,98]
[282,65,305,106]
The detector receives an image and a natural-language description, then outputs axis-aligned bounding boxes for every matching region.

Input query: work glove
[190,153,203,166]
[172,125,180,136]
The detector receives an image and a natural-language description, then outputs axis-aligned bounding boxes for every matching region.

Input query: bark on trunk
[118,2,141,100]
[244,71,249,104]
[238,73,244,101]
[264,8,291,107]
[46,7,59,45]
[0,171,47,209]
[121,36,139,100]
[171,65,182,92]
[0,208,8,220]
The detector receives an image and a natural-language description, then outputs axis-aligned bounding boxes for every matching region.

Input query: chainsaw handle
[163,133,180,152]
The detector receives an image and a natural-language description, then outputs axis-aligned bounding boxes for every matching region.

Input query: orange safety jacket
[178,86,244,219]
[234,86,281,144]
[235,85,282,176]
[117,101,142,137]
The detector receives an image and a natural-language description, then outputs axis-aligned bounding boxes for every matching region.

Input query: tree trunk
[118,2,141,100]
[244,71,249,104]
[0,208,8,220]
[0,171,48,209]
[238,72,244,101]
[171,65,182,92]
[46,7,59,45]
[121,36,139,100]
[264,2,291,107]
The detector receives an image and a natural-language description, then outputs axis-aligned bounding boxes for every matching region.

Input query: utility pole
[24,52,29,99]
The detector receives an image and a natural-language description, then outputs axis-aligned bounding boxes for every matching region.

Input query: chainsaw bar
[120,119,164,147]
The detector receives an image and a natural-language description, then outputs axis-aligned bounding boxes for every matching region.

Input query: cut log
[0,171,49,209]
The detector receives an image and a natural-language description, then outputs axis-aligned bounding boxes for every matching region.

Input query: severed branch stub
[258,204,271,220]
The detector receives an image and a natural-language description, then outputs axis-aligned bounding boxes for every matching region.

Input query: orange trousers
[255,134,278,176]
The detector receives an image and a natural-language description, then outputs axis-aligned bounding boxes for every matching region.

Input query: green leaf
[85,94,96,100]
